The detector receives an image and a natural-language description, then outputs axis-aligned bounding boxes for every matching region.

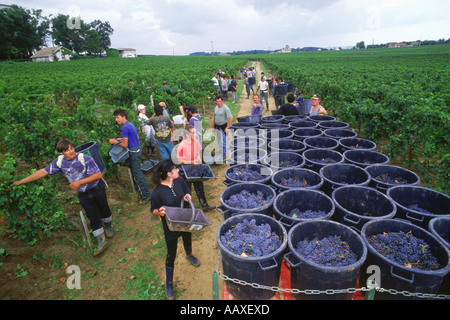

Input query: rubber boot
[165,265,174,300]
[198,193,216,212]
[93,232,108,256]
[184,245,200,267]
[104,222,114,239]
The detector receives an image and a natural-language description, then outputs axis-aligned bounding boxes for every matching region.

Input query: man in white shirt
[256,76,270,110]
[211,74,219,92]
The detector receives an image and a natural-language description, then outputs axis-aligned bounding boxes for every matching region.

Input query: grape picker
[12,139,113,256]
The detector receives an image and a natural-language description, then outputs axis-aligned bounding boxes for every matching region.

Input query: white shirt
[258,80,269,92]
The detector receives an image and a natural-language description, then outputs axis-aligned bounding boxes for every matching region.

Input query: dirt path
[0,61,271,301]
[176,60,271,300]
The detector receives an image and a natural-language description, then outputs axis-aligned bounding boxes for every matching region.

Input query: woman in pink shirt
[176,125,215,211]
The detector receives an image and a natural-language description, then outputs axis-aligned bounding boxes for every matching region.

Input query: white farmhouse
[116,48,137,58]
[31,46,72,62]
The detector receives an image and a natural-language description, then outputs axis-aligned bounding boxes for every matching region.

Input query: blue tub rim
[216,213,288,262]
[361,218,450,277]
[286,219,368,272]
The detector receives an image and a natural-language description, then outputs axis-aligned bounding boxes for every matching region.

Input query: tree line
[0,5,113,60]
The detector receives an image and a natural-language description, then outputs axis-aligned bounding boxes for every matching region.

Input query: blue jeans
[214,125,227,156]
[128,146,151,200]
[157,140,174,160]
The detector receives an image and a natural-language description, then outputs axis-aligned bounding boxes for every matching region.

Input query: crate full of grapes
[182,164,215,181]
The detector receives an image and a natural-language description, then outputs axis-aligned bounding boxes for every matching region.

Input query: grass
[122,252,166,300]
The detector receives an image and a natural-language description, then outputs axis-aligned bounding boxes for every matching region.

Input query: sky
[5,0,450,55]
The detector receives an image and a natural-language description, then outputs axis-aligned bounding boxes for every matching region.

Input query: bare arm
[12,168,49,186]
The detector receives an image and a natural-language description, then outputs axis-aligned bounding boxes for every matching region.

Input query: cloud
[5,0,450,54]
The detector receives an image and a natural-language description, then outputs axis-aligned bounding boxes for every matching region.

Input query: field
[0,45,448,300]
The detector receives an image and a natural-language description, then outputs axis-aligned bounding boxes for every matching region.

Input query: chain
[214,251,450,300]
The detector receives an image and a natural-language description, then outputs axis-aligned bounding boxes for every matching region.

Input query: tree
[90,20,114,53]
[356,41,366,49]
[0,5,49,59]
[51,14,88,54]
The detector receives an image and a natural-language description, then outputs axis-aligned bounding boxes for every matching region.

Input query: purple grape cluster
[288,208,327,219]
[279,160,299,168]
[296,235,358,267]
[187,165,213,178]
[228,166,263,181]
[220,218,282,257]
[311,157,337,164]
[368,230,440,270]
[407,204,434,215]
[281,177,309,188]
[225,190,273,209]
[374,174,407,184]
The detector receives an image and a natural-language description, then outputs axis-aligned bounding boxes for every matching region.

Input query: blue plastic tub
[428,217,450,250]
[366,165,420,193]
[261,115,285,123]
[223,164,273,186]
[303,149,344,172]
[320,163,371,195]
[217,213,288,300]
[273,189,335,229]
[344,150,389,168]
[218,182,276,219]
[262,152,305,173]
[75,141,106,173]
[323,128,357,139]
[331,185,397,232]
[293,128,323,141]
[339,138,377,152]
[387,186,450,229]
[289,120,318,130]
[228,148,267,165]
[259,122,289,130]
[283,115,307,124]
[271,168,323,192]
[309,115,336,123]
[236,115,262,124]
[285,220,367,300]
[262,129,294,142]
[361,219,450,299]
[318,120,349,130]
[108,143,129,164]
[268,138,306,155]
[303,136,339,151]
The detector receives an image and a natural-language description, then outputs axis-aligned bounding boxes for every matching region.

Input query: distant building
[30,46,72,62]
[113,48,137,58]
[274,45,292,53]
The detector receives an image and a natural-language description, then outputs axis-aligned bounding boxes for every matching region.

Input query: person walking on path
[221,75,229,100]
[150,158,200,300]
[12,139,113,256]
[109,109,152,204]
[212,95,233,159]
[256,76,270,110]
[229,75,238,103]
